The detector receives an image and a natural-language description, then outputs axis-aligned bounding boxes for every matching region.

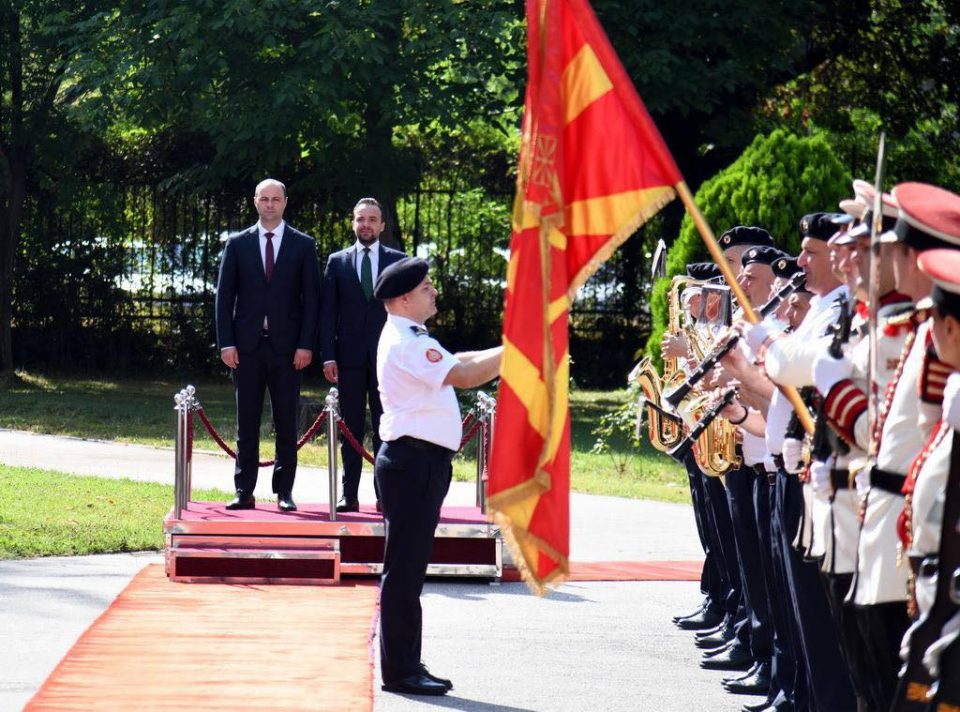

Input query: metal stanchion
[173,391,186,519]
[326,388,340,521]
[184,384,195,505]
[474,391,497,514]
[173,386,197,518]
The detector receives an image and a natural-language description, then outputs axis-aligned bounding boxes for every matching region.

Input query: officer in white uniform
[373,257,502,697]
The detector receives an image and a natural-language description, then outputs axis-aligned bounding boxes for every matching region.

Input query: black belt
[391,436,456,457]
[830,469,851,490]
[870,466,906,494]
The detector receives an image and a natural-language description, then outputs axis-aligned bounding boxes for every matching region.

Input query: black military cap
[718,226,775,250]
[771,255,801,279]
[741,246,785,268]
[686,262,722,281]
[798,213,842,241]
[374,256,430,299]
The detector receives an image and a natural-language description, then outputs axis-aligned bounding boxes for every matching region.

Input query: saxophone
[630,276,694,453]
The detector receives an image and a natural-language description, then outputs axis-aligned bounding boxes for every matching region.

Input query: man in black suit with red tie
[321,197,405,512]
[215,178,320,512]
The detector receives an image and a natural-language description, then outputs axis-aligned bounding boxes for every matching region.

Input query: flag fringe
[567,186,676,300]
[491,506,570,596]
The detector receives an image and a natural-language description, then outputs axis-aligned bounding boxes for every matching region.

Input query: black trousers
[232,335,301,495]
[725,464,772,659]
[376,437,453,683]
[853,601,910,711]
[821,571,875,711]
[778,472,856,712]
[703,473,743,617]
[756,472,798,704]
[684,454,726,610]
[338,359,383,502]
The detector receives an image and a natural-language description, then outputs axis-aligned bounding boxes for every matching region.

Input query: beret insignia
[777,259,786,270]
[722,235,731,245]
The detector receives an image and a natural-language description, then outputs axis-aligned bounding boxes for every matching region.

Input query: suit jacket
[215,224,321,355]
[320,243,406,368]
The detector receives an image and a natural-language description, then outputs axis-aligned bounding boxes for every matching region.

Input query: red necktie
[264,232,275,282]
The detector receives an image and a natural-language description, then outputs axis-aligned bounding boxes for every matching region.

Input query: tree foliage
[644,129,849,365]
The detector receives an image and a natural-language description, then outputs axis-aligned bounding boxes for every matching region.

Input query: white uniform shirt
[765,284,848,386]
[377,314,462,451]
[909,422,952,557]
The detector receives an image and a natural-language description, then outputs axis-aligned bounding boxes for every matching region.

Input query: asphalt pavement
[0,430,748,712]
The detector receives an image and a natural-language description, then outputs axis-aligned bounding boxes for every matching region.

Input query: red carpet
[27,565,378,711]
[502,559,703,583]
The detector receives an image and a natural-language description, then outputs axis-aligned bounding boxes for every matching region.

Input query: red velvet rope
[459,416,484,451]
[461,411,475,431]
[337,419,376,465]
[195,407,327,468]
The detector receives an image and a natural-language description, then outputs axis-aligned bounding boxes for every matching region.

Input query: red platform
[164,501,502,584]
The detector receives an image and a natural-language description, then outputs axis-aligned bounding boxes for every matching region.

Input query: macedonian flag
[487,0,682,593]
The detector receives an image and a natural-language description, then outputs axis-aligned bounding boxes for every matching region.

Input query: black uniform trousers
[821,569,875,710]
[777,471,856,711]
[338,356,383,502]
[769,472,803,708]
[725,464,773,660]
[232,334,301,496]
[755,470,798,705]
[683,454,728,613]
[375,437,454,684]
[703,473,743,619]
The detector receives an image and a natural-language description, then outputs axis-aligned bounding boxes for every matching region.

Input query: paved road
[0,431,749,712]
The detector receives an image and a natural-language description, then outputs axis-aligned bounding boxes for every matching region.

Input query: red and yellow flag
[487,0,682,593]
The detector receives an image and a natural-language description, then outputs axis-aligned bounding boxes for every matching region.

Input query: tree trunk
[0,153,26,374]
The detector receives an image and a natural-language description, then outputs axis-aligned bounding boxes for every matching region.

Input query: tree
[0,1,117,375]
[643,129,849,365]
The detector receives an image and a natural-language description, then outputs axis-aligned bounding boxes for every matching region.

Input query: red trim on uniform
[824,379,868,445]
[918,333,952,404]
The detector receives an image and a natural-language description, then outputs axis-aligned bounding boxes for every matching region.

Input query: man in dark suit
[215,178,320,512]
[321,197,405,512]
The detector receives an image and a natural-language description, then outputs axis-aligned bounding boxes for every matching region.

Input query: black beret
[373,256,429,299]
[718,226,775,250]
[771,255,801,279]
[740,246,785,268]
[798,212,842,241]
[686,262,721,281]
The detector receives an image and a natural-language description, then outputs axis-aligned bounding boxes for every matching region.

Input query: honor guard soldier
[372,257,502,697]
[834,182,958,710]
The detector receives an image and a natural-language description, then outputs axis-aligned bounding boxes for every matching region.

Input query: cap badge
[801,220,809,233]
[747,249,756,258]
[722,235,731,245]
[777,259,786,269]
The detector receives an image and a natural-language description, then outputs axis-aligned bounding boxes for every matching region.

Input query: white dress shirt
[354,240,380,283]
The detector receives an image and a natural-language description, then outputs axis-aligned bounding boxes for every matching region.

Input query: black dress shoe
[676,607,723,630]
[225,492,255,510]
[419,663,452,690]
[702,638,738,659]
[742,699,775,712]
[694,620,727,639]
[722,660,762,684]
[336,498,359,513]
[672,601,707,624]
[277,493,297,512]
[700,644,754,671]
[723,661,771,695]
[696,623,737,649]
[381,673,448,696]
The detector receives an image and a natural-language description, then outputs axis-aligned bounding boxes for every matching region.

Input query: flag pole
[675,181,815,435]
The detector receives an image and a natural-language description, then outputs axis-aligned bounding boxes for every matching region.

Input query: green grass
[0,371,688,499]
[0,466,232,558]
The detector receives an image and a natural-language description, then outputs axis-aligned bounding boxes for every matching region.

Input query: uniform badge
[801,219,810,233]
[777,259,786,270]
[425,348,443,363]
[721,235,731,245]
[747,249,756,259]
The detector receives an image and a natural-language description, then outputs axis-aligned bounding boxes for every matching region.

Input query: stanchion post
[185,384,195,506]
[326,388,340,521]
[173,390,186,518]
[474,391,496,514]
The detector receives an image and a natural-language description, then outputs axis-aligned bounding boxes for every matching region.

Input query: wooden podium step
[164,502,502,584]
[167,535,341,584]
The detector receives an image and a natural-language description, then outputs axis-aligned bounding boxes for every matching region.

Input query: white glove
[809,460,832,494]
[781,438,805,474]
[741,321,771,353]
[942,372,960,432]
[813,351,854,395]
[855,468,871,497]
